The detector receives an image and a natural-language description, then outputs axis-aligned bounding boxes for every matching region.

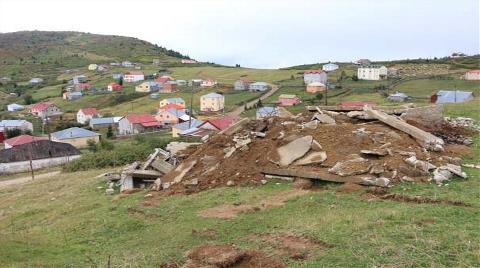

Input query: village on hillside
[0,55,478,173]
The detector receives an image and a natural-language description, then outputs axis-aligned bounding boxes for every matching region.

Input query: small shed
[431,90,474,104]
[387,92,409,102]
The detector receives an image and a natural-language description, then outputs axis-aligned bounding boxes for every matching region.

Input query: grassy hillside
[0,31,189,82]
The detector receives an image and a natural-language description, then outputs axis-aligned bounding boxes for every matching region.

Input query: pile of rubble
[104,105,477,195]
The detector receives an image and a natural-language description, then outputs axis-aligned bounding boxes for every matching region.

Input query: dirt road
[0,171,60,189]
[228,83,279,117]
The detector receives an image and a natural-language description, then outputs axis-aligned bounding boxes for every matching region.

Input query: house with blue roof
[51,127,101,148]
[256,107,279,119]
[172,118,204,137]
[0,119,33,133]
[431,90,474,104]
[89,117,122,130]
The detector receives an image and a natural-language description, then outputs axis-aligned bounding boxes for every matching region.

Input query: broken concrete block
[184,178,199,186]
[234,138,252,149]
[400,176,414,182]
[347,111,373,120]
[294,151,327,165]
[151,158,174,174]
[404,156,436,173]
[162,182,171,190]
[166,142,201,155]
[328,157,371,176]
[311,140,323,151]
[172,160,197,183]
[276,135,313,167]
[361,149,387,156]
[439,164,468,179]
[313,113,336,124]
[432,168,452,184]
[251,131,266,138]
[361,176,390,187]
[364,106,444,151]
[264,174,294,182]
[303,120,318,129]
[152,178,162,191]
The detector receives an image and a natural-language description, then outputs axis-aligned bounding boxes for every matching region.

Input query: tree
[257,99,263,108]
[290,75,295,80]
[352,74,359,81]
[106,125,114,138]
[315,93,324,103]
[5,128,22,138]
[118,76,123,86]
[87,139,98,152]
[23,94,34,105]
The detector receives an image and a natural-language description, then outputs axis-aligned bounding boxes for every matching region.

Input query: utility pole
[28,141,35,181]
[324,82,328,106]
[189,81,195,129]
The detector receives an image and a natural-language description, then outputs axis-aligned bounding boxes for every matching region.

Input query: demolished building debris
[102,104,477,195]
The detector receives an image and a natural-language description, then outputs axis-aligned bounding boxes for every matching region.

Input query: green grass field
[0,136,478,267]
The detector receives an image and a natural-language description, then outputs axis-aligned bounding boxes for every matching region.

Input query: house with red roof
[4,134,48,149]
[107,82,122,91]
[77,107,99,124]
[465,70,480,80]
[123,71,145,83]
[199,116,235,131]
[304,69,327,84]
[118,114,161,135]
[29,102,62,119]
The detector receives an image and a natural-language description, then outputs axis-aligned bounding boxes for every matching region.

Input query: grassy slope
[0,136,478,267]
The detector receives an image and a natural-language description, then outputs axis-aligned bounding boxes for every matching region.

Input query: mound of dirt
[256,233,333,260]
[182,244,287,268]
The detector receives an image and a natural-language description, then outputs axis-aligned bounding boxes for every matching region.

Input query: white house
[465,70,480,80]
[249,82,269,92]
[76,107,99,124]
[304,70,327,84]
[123,71,145,82]
[201,79,217,87]
[122,61,133,67]
[357,65,388,80]
[7,103,24,111]
[322,63,339,72]
[29,78,44,85]
[200,93,225,112]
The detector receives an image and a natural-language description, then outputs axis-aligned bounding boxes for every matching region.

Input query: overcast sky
[0,0,478,68]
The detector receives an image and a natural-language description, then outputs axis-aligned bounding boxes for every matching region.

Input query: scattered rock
[432,168,452,184]
[152,178,162,191]
[439,164,467,178]
[184,178,199,186]
[369,165,385,175]
[362,176,390,187]
[261,179,268,185]
[400,176,415,182]
[276,135,313,167]
[311,139,323,151]
[404,156,436,173]
[313,113,336,124]
[226,180,235,186]
[328,157,371,176]
[224,147,237,158]
[294,151,327,165]
[443,156,463,165]
[361,149,387,156]
[162,182,171,190]
[303,120,318,129]
[105,188,115,195]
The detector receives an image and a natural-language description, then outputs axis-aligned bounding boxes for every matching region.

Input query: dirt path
[228,83,279,117]
[0,171,60,189]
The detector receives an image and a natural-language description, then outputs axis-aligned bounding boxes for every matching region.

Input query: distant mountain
[0,31,191,78]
